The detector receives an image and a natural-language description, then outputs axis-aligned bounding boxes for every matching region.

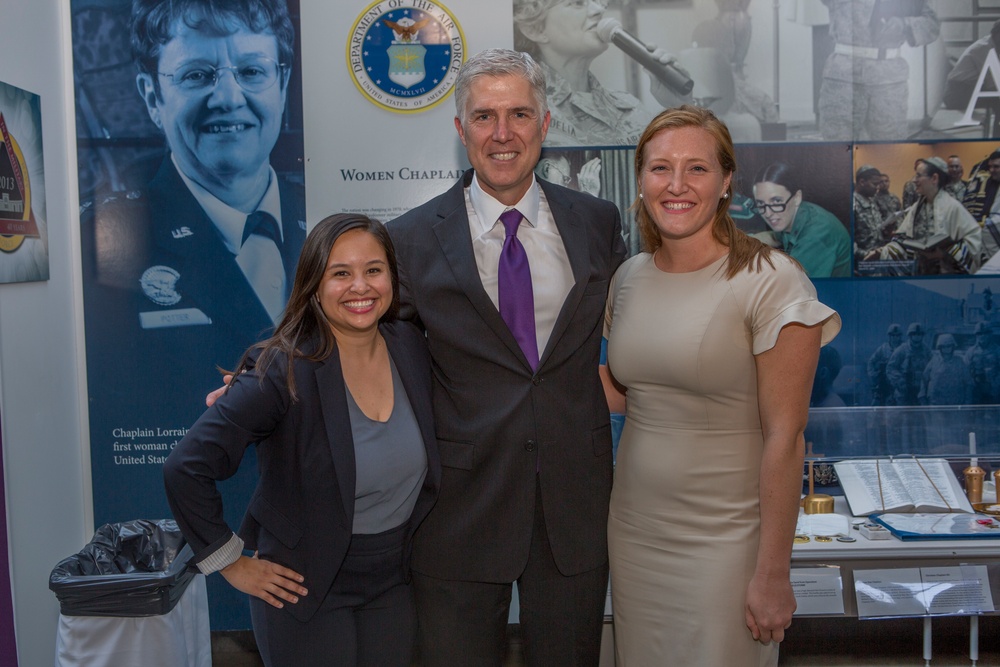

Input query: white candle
[970,432,978,468]
[923,616,932,665]
[970,615,979,663]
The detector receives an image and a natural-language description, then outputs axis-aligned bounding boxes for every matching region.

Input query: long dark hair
[231,213,400,400]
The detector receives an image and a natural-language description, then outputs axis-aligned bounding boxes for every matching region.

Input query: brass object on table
[802,459,834,515]
[964,465,986,504]
[972,502,1000,516]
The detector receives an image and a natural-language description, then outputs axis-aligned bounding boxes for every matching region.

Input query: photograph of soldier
[814,276,1000,456]
[867,322,903,406]
[921,333,970,406]
[966,322,1000,405]
[946,155,967,202]
[921,333,971,448]
[512,0,689,146]
[74,0,305,627]
[864,157,981,275]
[902,158,921,209]
[886,321,931,449]
[875,172,902,219]
[963,150,1000,268]
[510,0,785,146]
[818,0,940,141]
[855,141,1000,272]
[853,164,888,259]
[687,0,779,128]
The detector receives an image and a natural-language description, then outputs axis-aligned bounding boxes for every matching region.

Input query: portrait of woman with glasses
[77,0,310,627]
[513,0,689,146]
[751,162,852,278]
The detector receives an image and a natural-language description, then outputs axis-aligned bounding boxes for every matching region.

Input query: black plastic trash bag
[49,519,196,617]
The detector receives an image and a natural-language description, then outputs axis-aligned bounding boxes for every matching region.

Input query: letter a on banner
[956,49,1000,127]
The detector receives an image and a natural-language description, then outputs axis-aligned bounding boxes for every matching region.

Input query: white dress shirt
[466,174,574,360]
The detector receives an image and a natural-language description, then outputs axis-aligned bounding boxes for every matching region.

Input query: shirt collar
[171,154,283,255]
[468,172,541,238]
[777,203,804,245]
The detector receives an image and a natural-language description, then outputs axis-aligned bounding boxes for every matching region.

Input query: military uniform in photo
[81,156,306,522]
[854,189,885,255]
[818,0,940,140]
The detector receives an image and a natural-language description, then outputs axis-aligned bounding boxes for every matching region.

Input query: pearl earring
[722,192,729,199]
[639,192,644,199]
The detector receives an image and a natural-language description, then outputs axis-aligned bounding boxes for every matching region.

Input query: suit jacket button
[525,440,536,452]
[532,377,541,386]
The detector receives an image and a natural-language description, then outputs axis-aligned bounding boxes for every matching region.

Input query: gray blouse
[346,356,427,534]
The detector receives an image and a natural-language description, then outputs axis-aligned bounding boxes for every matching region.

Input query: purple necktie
[498,208,539,369]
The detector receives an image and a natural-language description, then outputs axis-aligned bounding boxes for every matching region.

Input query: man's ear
[136,73,162,129]
[454,116,467,146]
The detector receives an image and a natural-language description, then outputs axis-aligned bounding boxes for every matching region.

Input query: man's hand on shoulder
[206,374,234,407]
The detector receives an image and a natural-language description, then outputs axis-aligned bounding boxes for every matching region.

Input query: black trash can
[49,519,210,667]
[50,519,195,616]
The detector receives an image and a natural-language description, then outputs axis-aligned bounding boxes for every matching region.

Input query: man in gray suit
[388,49,626,666]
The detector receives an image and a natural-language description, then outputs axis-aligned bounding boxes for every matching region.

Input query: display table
[791,497,1000,617]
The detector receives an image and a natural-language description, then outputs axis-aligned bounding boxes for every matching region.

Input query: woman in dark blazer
[163,214,440,667]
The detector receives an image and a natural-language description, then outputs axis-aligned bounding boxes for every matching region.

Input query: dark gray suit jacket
[388,170,625,582]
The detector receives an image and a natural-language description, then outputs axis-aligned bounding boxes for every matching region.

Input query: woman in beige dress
[601,105,840,665]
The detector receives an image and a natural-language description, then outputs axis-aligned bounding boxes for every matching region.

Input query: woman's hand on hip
[221,554,307,609]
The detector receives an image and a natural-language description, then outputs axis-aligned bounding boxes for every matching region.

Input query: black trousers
[250,522,416,667]
[413,478,609,667]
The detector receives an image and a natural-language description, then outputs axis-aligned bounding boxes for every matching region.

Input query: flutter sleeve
[745,254,841,355]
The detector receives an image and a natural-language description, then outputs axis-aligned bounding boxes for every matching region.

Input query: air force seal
[347,0,465,113]
[140,265,183,307]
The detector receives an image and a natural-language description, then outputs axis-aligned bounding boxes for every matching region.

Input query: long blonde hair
[632,105,773,279]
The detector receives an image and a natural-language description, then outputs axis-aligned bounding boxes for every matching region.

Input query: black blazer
[163,320,440,623]
[387,171,626,583]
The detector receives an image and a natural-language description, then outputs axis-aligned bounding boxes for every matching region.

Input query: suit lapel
[538,179,589,367]
[147,159,273,338]
[314,347,356,528]
[431,174,530,366]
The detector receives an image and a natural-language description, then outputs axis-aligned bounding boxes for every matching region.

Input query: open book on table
[833,458,973,516]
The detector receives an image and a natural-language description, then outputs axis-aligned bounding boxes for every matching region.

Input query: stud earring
[722,192,729,199]
[638,192,644,199]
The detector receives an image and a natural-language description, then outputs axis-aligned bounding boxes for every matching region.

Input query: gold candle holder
[994,470,999,503]
[964,465,986,504]
[803,459,834,515]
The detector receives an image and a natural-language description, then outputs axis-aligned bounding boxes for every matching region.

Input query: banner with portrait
[74,0,1000,628]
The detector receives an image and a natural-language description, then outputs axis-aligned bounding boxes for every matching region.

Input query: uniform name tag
[139,308,212,330]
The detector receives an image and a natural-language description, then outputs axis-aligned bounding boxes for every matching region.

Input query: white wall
[0,1,91,665]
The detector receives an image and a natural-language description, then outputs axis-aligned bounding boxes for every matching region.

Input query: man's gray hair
[454,49,548,125]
